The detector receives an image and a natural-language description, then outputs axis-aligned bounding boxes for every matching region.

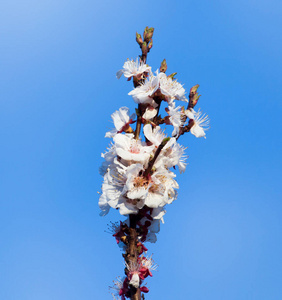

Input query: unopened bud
[143,26,149,40]
[145,27,154,42]
[190,84,199,95]
[147,40,153,52]
[136,32,143,46]
[141,41,147,54]
[189,85,201,108]
[160,59,167,73]
[194,93,201,102]
[161,137,170,147]
[168,72,177,80]
[192,94,201,107]
[140,286,149,293]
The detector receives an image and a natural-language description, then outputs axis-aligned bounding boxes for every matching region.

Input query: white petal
[185,109,195,119]
[129,273,140,288]
[142,107,158,120]
[116,69,123,79]
[190,124,206,138]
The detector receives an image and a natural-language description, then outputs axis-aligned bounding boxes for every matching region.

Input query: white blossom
[105,107,135,138]
[143,124,166,147]
[128,72,159,104]
[99,164,139,215]
[142,101,158,120]
[157,142,187,173]
[116,58,151,80]
[166,103,185,137]
[159,73,187,103]
[186,109,209,138]
[99,143,116,175]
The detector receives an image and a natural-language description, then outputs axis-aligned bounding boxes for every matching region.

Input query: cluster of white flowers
[99,58,209,226]
[100,49,209,299]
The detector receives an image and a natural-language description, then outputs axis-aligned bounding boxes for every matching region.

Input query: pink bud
[140,286,149,293]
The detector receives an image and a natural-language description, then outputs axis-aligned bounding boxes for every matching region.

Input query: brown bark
[126,215,141,300]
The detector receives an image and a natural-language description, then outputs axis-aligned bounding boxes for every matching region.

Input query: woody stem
[134,104,142,140]
[143,138,170,178]
[127,214,141,300]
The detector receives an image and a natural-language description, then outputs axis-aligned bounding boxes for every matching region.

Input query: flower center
[130,142,140,154]
[133,176,149,188]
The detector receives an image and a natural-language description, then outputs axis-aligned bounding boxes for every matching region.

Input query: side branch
[143,137,170,178]
[134,105,142,140]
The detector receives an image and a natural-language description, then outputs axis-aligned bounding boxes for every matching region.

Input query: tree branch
[126,215,141,300]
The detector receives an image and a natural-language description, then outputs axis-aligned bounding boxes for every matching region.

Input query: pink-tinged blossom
[186,109,210,138]
[125,260,141,288]
[106,221,125,244]
[138,208,166,243]
[137,242,148,255]
[105,107,136,138]
[110,276,130,300]
[139,255,157,279]
[113,133,154,165]
[116,58,151,80]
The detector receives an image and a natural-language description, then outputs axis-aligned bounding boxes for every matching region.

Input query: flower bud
[161,137,170,147]
[141,41,147,54]
[160,59,167,73]
[168,72,177,80]
[190,84,199,94]
[140,286,149,293]
[144,27,154,43]
[147,40,153,52]
[189,84,201,108]
[143,26,149,40]
[136,32,143,46]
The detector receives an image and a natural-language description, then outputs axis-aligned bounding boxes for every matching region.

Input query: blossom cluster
[99,27,209,299]
[99,58,209,223]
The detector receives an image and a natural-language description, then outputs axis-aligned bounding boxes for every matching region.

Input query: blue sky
[0,0,281,299]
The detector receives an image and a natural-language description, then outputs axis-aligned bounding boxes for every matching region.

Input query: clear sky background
[0,1,281,299]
